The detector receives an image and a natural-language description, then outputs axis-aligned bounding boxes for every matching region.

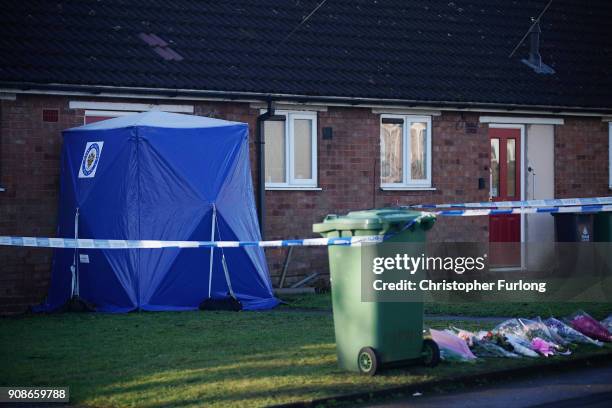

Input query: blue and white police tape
[0,235,385,249]
[0,213,431,249]
[410,196,612,209]
[433,203,612,216]
[1,204,612,250]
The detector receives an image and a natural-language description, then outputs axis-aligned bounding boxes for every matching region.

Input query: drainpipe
[255,100,285,239]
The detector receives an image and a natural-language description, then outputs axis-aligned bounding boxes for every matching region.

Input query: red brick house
[1,1,611,312]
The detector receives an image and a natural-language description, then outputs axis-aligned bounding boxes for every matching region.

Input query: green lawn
[1,310,611,407]
[284,293,612,320]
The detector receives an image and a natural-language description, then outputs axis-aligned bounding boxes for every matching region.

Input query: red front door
[489,127,521,266]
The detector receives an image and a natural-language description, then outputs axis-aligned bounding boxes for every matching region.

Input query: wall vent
[42,109,59,122]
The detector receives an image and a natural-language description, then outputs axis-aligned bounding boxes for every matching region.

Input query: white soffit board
[479,116,564,125]
[249,102,327,112]
[69,111,241,131]
[371,108,441,116]
[0,92,16,100]
[69,101,194,113]
[84,110,138,117]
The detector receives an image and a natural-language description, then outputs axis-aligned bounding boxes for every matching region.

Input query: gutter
[2,81,612,116]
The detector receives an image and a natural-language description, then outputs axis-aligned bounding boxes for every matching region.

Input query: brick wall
[0,95,266,313]
[0,95,84,313]
[555,117,610,197]
[264,109,490,285]
[0,93,608,313]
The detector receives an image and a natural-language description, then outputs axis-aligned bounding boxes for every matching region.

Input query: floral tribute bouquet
[565,310,612,343]
[599,315,612,334]
[544,317,603,347]
[503,334,539,357]
[426,310,610,364]
[429,328,477,362]
[448,327,520,358]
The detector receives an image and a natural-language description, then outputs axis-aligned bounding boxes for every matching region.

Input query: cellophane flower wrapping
[472,339,521,358]
[494,319,526,338]
[504,334,539,357]
[448,327,475,347]
[544,317,603,347]
[601,315,612,333]
[430,329,477,362]
[519,317,568,346]
[531,337,555,357]
[565,310,612,342]
[449,327,520,358]
[479,331,516,352]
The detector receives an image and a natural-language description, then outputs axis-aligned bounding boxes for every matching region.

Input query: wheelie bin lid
[312,208,435,234]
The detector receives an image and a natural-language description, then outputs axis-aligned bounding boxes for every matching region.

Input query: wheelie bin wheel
[357,347,379,376]
[421,339,440,367]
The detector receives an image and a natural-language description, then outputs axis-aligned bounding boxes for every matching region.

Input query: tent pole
[199,211,243,311]
[214,214,240,306]
[64,206,94,312]
[208,204,216,299]
[220,246,236,299]
[71,207,80,297]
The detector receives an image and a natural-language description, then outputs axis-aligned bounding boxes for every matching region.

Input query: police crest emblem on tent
[78,141,104,178]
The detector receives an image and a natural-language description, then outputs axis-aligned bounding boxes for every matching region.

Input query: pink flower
[531,337,554,357]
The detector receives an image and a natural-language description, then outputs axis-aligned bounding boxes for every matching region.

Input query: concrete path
[363,364,612,408]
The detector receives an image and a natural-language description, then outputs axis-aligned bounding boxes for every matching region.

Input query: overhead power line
[508,0,554,58]
[279,0,329,45]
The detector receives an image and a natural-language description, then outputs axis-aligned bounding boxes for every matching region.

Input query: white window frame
[264,110,318,190]
[380,114,433,190]
[609,122,612,188]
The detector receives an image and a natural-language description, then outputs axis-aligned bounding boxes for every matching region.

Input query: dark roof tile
[0,0,611,109]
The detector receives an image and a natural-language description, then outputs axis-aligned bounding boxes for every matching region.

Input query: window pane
[410,122,427,180]
[293,119,312,180]
[507,138,516,197]
[381,122,403,183]
[490,138,499,198]
[264,121,286,183]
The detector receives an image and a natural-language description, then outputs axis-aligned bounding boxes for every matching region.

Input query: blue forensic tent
[38,111,279,312]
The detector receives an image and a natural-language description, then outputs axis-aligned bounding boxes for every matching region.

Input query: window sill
[380,186,436,191]
[266,186,322,191]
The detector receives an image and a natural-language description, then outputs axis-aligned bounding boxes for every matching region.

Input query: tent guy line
[2,203,612,250]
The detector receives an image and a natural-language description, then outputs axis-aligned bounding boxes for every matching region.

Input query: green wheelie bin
[313,209,439,376]
[594,212,612,241]
[594,213,612,301]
